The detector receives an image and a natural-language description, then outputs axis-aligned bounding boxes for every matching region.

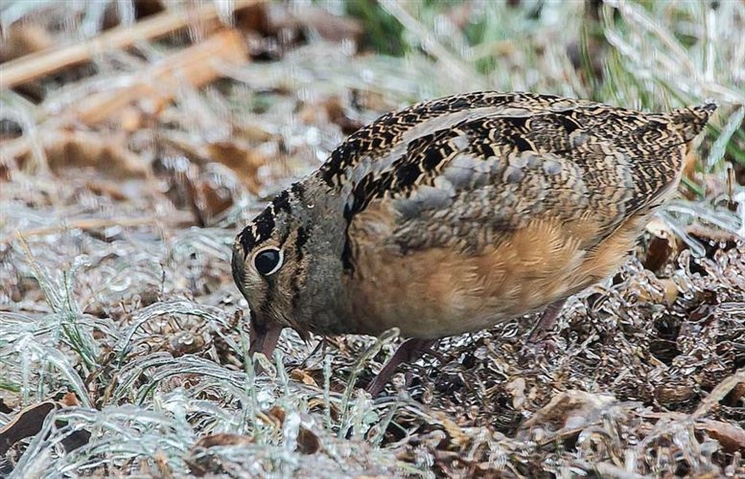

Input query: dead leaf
[641,411,745,454]
[266,405,286,425]
[186,433,254,476]
[290,369,319,387]
[263,406,320,454]
[186,170,237,227]
[269,5,362,47]
[0,401,56,455]
[659,278,679,307]
[59,392,80,408]
[0,397,91,456]
[654,383,697,405]
[18,130,149,179]
[681,148,701,199]
[205,142,266,195]
[1,1,261,89]
[193,433,254,449]
[85,179,130,201]
[699,419,745,453]
[431,411,469,447]
[298,96,363,135]
[644,235,674,273]
[101,0,165,30]
[73,29,249,126]
[168,331,207,357]
[296,425,321,454]
[0,22,54,64]
[522,390,617,431]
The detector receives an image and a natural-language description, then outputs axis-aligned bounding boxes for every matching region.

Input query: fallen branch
[2,29,250,171]
[73,28,249,124]
[0,0,262,89]
[3,213,195,246]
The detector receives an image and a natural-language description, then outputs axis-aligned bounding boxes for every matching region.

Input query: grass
[1,0,744,477]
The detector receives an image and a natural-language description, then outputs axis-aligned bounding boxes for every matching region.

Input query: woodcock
[232,91,716,395]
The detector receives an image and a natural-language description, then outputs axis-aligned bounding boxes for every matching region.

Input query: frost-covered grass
[1,1,743,477]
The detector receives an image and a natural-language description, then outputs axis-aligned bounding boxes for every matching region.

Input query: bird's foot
[366,338,437,396]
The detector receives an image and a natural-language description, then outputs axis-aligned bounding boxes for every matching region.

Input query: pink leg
[366,338,437,396]
[526,299,566,343]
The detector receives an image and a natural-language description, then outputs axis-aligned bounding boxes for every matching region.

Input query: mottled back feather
[315,92,715,259]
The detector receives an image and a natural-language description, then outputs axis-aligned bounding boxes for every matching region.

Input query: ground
[1,1,744,477]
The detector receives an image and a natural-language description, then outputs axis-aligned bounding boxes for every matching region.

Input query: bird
[231,91,716,395]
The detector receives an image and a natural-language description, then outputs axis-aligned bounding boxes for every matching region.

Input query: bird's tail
[668,102,718,142]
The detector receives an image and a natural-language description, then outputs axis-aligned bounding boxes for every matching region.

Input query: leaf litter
[0,1,744,477]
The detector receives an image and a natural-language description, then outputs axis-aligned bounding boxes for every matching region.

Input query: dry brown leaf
[296,426,321,455]
[698,419,745,453]
[85,178,130,201]
[186,173,236,227]
[168,331,207,357]
[653,383,697,405]
[659,278,680,307]
[204,142,266,194]
[681,148,702,200]
[290,369,320,387]
[0,401,56,455]
[269,5,362,47]
[16,129,149,179]
[101,0,166,30]
[298,96,363,135]
[262,405,319,454]
[233,1,272,36]
[266,405,286,425]
[0,23,54,64]
[5,214,194,246]
[686,223,743,243]
[641,411,745,454]
[522,390,617,431]
[350,89,399,113]
[431,411,470,447]
[0,397,91,456]
[693,369,745,418]
[643,235,674,273]
[186,433,254,476]
[59,392,81,408]
[193,432,254,449]
[299,7,363,44]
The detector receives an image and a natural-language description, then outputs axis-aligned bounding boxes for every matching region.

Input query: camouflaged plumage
[232,91,715,367]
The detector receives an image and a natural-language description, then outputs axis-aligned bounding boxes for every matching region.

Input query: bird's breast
[343,207,648,339]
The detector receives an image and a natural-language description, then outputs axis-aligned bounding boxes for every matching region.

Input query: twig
[2,29,250,168]
[692,368,745,419]
[3,213,195,246]
[73,28,249,124]
[0,0,262,89]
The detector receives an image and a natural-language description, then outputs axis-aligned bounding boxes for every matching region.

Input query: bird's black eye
[253,247,283,276]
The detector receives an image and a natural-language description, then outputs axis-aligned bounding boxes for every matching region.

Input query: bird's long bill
[248,315,283,361]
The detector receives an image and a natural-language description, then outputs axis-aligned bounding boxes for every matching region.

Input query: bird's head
[231,182,348,358]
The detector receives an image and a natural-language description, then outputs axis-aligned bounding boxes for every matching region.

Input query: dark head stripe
[272,190,292,214]
[238,206,275,255]
[238,182,307,256]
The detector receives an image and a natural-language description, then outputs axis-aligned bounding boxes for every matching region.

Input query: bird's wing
[354,104,712,256]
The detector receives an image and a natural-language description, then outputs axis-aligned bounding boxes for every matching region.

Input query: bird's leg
[366,338,437,396]
[525,299,566,343]
[518,299,567,362]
